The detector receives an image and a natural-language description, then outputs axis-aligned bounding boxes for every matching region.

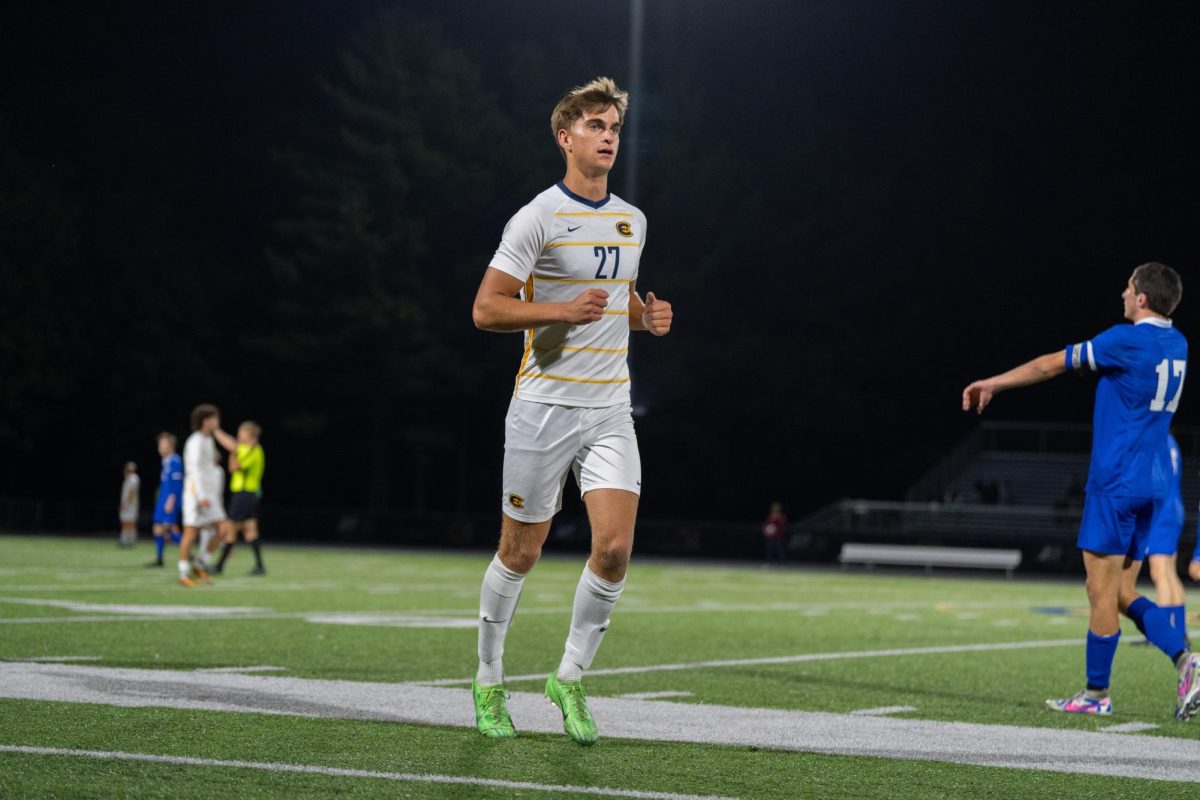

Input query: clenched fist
[563,288,609,325]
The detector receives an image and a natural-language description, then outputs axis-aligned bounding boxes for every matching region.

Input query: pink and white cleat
[1046,690,1112,715]
[1175,653,1200,721]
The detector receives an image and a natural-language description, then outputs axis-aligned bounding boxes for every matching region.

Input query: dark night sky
[2,2,1199,526]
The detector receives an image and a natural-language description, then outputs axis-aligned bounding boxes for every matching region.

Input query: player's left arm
[213,428,237,452]
[629,281,672,336]
[962,351,1066,414]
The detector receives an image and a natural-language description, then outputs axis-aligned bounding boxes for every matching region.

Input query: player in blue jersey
[1120,433,1188,647]
[963,262,1200,720]
[148,432,184,568]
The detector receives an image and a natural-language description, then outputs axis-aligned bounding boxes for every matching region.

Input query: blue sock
[154,534,165,560]
[1127,596,1187,660]
[1164,604,1187,636]
[169,531,181,544]
[1086,629,1120,689]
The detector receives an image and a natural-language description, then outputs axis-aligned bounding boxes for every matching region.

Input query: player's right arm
[472,268,608,332]
[962,351,1067,414]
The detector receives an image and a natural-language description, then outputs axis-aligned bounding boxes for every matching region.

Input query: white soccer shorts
[501,397,641,523]
[183,494,226,529]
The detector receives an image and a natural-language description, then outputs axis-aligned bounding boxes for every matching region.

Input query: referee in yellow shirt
[213,421,267,575]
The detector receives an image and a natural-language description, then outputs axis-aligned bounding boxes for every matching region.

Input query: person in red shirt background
[762,501,787,565]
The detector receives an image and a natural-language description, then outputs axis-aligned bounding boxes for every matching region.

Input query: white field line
[194,666,288,674]
[2,662,1199,784]
[616,691,695,701]
[850,706,918,717]
[2,656,102,663]
[1103,722,1160,734]
[419,638,1084,686]
[0,598,268,616]
[0,598,1063,627]
[0,745,734,800]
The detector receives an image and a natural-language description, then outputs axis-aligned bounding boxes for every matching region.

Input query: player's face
[157,438,172,458]
[1122,276,1142,320]
[203,415,219,435]
[566,106,621,175]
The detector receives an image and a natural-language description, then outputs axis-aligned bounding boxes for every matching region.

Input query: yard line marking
[419,638,1084,686]
[2,662,1199,784]
[1102,722,1160,734]
[849,706,918,716]
[304,614,478,629]
[616,691,695,701]
[194,666,288,674]
[0,598,269,616]
[2,656,101,663]
[0,745,736,800]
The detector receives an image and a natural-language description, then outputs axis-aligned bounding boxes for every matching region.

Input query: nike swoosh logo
[481,616,504,625]
[567,225,582,232]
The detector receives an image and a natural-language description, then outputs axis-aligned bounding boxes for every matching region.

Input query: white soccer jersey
[182,432,222,505]
[489,182,648,408]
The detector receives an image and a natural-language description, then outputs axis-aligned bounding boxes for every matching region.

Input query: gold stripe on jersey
[553,211,634,217]
[533,343,629,355]
[513,277,536,398]
[602,309,629,315]
[518,371,632,385]
[533,276,628,284]
[544,241,642,250]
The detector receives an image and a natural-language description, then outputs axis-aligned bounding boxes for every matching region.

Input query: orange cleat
[178,576,197,588]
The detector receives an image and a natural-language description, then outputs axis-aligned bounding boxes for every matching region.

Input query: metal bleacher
[795,421,1200,572]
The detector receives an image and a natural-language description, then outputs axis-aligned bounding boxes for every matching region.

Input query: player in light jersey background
[469,77,672,745]
[179,404,237,586]
[964,262,1200,720]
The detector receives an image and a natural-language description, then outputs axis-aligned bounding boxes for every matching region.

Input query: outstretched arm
[213,428,237,452]
[962,351,1066,414]
[472,267,609,332]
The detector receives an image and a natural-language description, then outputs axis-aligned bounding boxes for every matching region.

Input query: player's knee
[591,541,631,576]
[499,539,542,573]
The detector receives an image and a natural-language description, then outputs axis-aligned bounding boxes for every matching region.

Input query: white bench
[838,543,1022,578]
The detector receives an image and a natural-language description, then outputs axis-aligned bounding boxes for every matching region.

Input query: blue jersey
[157,453,183,510]
[1067,318,1188,498]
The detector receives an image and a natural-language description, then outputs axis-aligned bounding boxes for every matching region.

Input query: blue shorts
[152,503,180,526]
[1076,493,1159,557]
[1145,496,1185,557]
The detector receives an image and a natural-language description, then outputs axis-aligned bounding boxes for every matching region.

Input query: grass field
[2,534,1200,798]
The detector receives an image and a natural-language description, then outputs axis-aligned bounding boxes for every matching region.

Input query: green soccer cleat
[472,679,516,738]
[545,674,598,746]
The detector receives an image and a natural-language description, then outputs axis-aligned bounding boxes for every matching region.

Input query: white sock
[178,560,190,579]
[476,554,527,685]
[557,565,624,682]
[199,528,214,555]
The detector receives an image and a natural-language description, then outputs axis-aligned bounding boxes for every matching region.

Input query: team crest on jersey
[507,493,526,509]
[615,220,633,238]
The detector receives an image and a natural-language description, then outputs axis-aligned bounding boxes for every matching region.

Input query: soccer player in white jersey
[178,404,237,587]
[469,77,673,745]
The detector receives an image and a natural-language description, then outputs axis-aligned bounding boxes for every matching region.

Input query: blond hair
[550,77,629,160]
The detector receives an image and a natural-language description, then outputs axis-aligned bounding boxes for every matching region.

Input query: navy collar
[556,180,610,209]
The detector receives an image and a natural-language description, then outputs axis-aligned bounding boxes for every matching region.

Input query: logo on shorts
[615,220,633,238]
[507,493,526,509]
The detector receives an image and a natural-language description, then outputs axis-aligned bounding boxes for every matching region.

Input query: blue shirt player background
[154,452,184,526]
[1069,317,1188,557]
